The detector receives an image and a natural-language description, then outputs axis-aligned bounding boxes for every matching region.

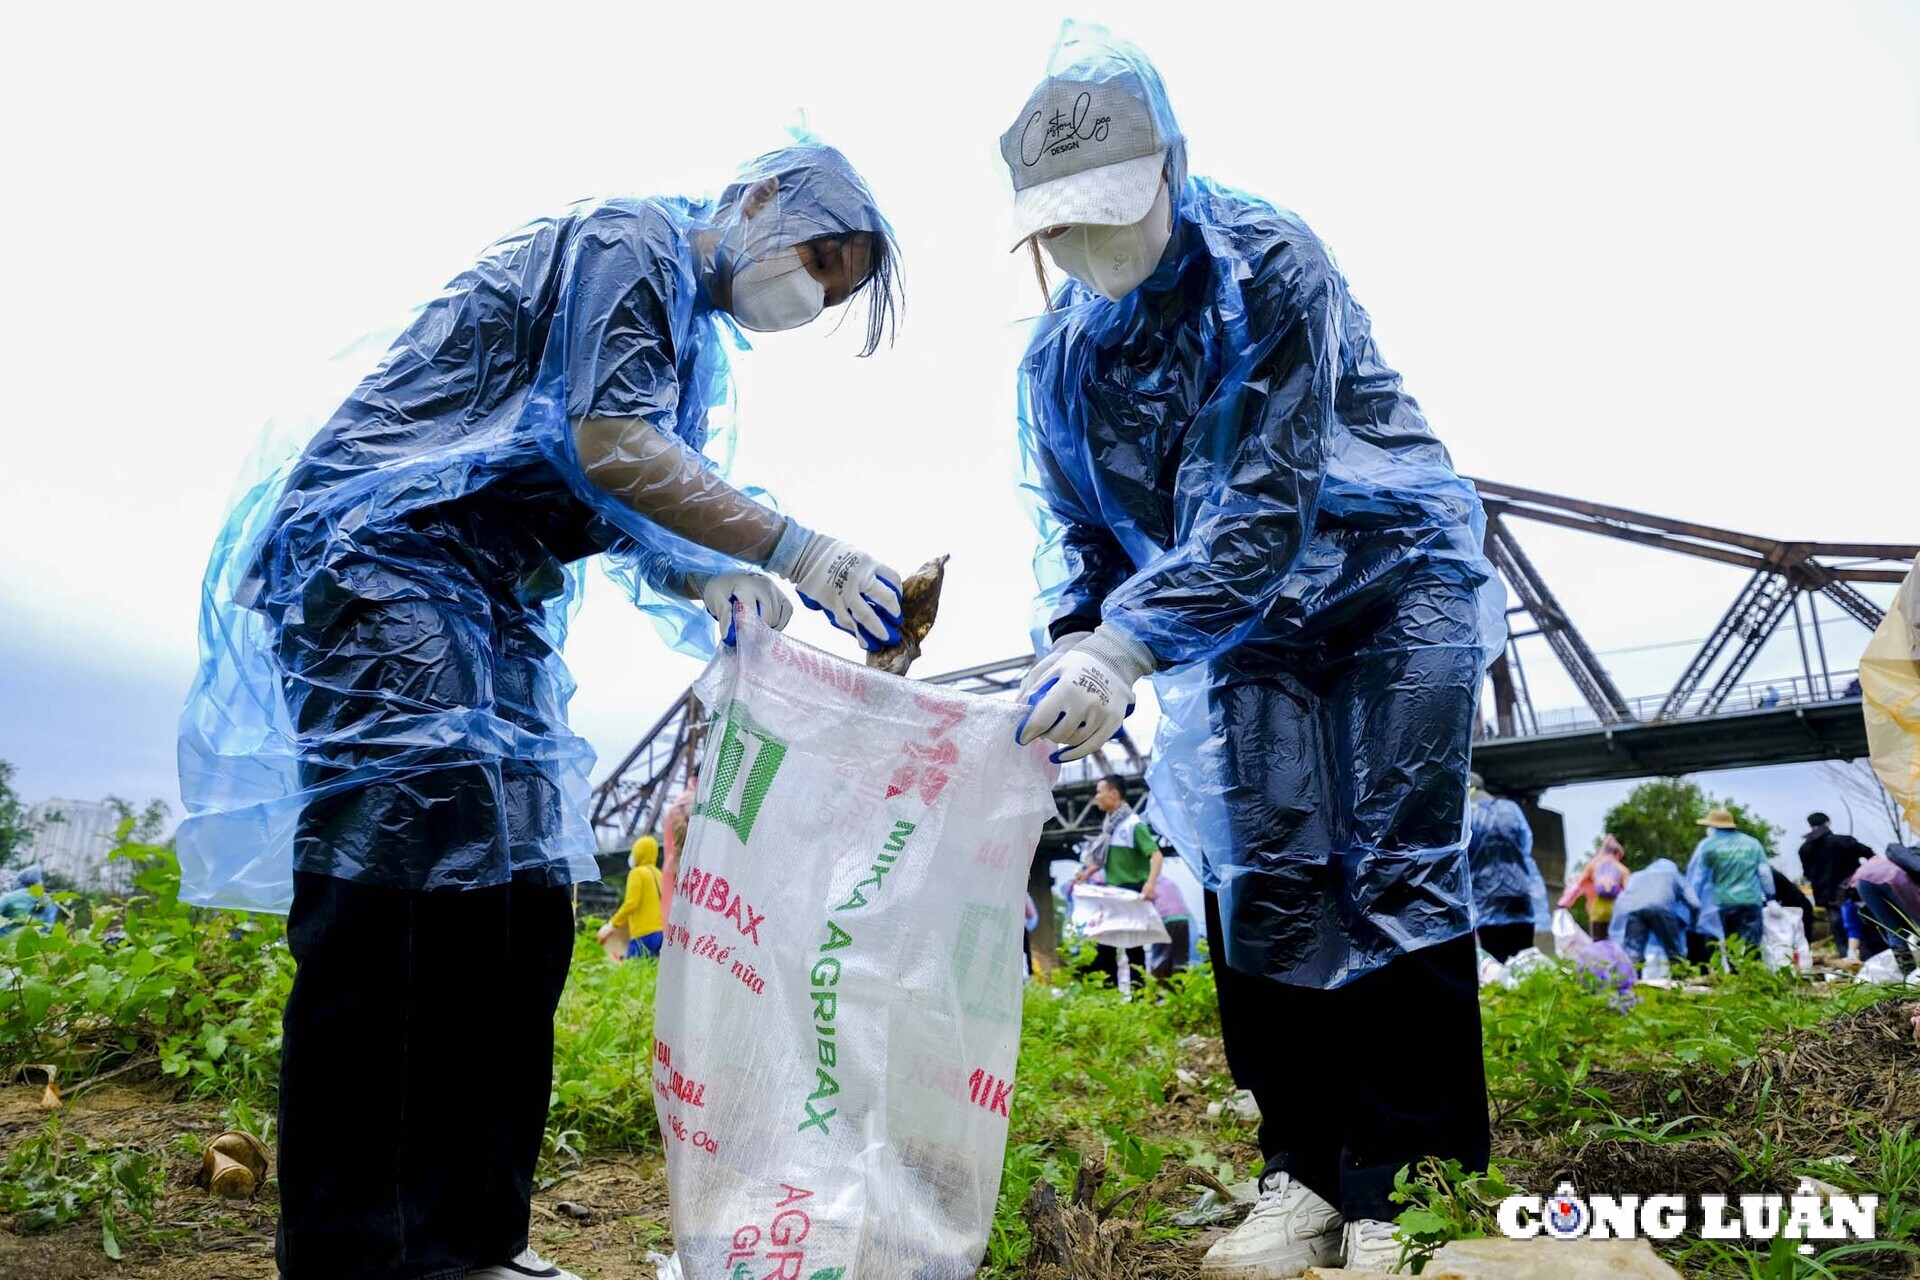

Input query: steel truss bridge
[588,481,1916,865]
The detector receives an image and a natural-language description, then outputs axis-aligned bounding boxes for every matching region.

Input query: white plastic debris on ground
[1640,943,1671,983]
[652,618,1056,1279]
[1857,949,1907,984]
[1550,907,1587,960]
[1506,946,1555,978]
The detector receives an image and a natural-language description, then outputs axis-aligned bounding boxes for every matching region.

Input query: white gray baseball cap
[1001,71,1168,249]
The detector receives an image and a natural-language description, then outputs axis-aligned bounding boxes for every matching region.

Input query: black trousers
[276,872,574,1279]
[1089,942,1147,986]
[1719,904,1764,951]
[1619,908,1687,965]
[1475,922,1535,963]
[1207,890,1490,1222]
[1150,918,1193,978]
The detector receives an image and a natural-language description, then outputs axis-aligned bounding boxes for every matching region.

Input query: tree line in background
[0,759,169,888]
[1598,776,1781,871]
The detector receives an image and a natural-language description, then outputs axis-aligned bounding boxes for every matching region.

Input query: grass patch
[7,839,1919,1277]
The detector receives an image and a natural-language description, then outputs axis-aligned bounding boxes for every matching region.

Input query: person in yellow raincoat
[598,835,666,959]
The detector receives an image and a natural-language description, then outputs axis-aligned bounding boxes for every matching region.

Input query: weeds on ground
[0,829,290,1105]
[0,1116,161,1258]
[1406,955,1920,1279]
[1481,953,1891,1135]
[546,932,663,1165]
[982,961,1231,1275]
[1388,1157,1519,1267]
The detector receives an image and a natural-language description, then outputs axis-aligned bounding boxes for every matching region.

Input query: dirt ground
[12,1006,1909,1279]
[0,1078,677,1279]
[0,1035,1252,1280]
[1494,1000,1920,1200]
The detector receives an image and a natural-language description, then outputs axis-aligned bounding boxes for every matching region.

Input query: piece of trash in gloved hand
[867,555,949,677]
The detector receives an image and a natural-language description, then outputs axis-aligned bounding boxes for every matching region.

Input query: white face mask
[1041,180,1173,301]
[727,249,827,332]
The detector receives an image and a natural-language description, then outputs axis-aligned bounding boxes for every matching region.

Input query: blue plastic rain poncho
[0,865,57,932]
[1012,25,1505,988]
[1467,796,1550,931]
[177,145,899,911]
[1609,857,1723,955]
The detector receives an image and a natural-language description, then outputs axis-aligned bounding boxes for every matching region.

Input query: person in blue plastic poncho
[999,24,1506,1277]
[176,143,904,1280]
[0,865,59,934]
[1467,780,1550,964]
[1609,856,1723,967]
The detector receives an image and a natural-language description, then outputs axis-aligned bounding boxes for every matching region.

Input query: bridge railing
[1479,668,1861,740]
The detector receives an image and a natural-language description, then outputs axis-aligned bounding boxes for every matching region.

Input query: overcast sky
[2,0,1915,860]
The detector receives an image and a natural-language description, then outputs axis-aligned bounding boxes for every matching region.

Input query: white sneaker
[1340,1219,1408,1273]
[1199,1171,1343,1279]
[468,1247,584,1279]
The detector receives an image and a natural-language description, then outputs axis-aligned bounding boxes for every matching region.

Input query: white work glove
[694,570,793,645]
[777,531,904,651]
[1015,625,1155,762]
[1021,630,1092,698]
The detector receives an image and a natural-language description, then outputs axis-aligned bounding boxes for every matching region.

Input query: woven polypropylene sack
[1070,883,1172,951]
[652,618,1055,1279]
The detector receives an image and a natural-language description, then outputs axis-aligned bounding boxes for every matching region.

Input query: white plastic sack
[1507,945,1554,977]
[1762,902,1811,973]
[652,620,1055,1279]
[1641,943,1671,983]
[1477,949,1517,990]
[1070,882,1172,950]
[1857,949,1906,985]
[1551,907,1588,959]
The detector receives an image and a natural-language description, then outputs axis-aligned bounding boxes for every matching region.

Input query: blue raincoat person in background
[1467,782,1550,963]
[1610,856,1723,967]
[999,23,1504,1275]
[176,143,904,1280]
[0,865,59,934]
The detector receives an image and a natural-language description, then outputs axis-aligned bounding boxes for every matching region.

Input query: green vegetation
[4,827,1917,1277]
[1602,777,1783,868]
[0,1117,162,1259]
[0,828,292,1098]
[0,760,43,870]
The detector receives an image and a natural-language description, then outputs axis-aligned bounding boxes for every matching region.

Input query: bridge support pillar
[1519,798,1568,952]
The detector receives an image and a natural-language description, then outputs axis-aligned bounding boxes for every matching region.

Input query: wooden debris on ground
[1020,1149,1232,1280]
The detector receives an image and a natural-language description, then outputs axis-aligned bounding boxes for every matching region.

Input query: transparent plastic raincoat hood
[178,143,898,911]
[1011,23,1506,988]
